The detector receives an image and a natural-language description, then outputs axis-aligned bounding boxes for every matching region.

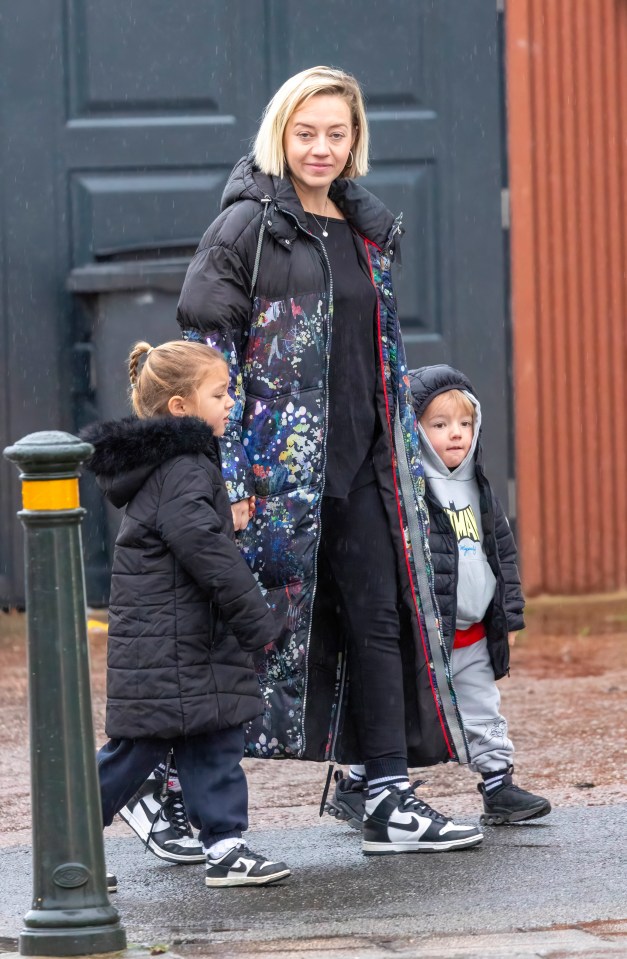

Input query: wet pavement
[1,804,627,957]
[0,596,626,956]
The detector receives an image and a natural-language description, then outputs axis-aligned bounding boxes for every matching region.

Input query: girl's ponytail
[129,341,151,385]
[128,341,154,416]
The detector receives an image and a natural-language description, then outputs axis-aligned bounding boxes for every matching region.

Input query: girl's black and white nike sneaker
[119,773,205,863]
[362,784,483,854]
[205,844,291,887]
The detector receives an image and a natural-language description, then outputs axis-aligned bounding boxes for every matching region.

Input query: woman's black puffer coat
[408,365,525,680]
[173,154,471,767]
[81,415,278,740]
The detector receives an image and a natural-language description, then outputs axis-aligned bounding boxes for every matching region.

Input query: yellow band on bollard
[22,478,80,511]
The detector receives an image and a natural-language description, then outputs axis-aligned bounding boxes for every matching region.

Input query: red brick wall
[507,0,627,594]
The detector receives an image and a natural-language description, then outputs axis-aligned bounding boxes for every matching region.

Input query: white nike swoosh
[439,821,477,835]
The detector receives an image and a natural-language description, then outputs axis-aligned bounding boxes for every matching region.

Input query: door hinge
[507,478,517,520]
[501,188,510,230]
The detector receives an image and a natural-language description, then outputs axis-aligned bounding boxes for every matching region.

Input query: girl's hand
[231,496,256,531]
[508,632,517,648]
[231,499,251,531]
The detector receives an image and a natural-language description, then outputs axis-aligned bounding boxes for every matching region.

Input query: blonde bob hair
[253,66,369,180]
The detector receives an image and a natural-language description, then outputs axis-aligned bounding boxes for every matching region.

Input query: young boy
[326,364,550,828]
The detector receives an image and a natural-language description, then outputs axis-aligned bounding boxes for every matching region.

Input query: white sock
[205,837,243,860]
[165,773,182,794]
[349,765,366,782]
[153,760,181,793]
[482,771,507,796]
[365,777,411,805]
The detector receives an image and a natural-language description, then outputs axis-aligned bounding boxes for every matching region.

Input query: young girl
[81,340,290,888]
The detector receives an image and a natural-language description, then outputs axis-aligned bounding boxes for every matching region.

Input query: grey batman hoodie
[418,393,496,631]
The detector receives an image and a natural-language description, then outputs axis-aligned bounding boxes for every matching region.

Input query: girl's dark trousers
[97,725,247,848]
[319,480,407,771]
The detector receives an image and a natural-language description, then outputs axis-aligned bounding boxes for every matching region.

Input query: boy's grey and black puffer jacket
[408,365,525,680]
[81,415,278,740]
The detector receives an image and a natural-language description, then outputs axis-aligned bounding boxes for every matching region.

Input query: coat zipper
[250,196,272,298]
[278,208,334,758]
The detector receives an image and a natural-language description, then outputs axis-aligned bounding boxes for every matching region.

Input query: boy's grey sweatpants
[452,638,514,774]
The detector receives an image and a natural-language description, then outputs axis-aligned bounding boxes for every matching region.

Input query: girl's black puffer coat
[81,415,278,740]
[408,365,525,680]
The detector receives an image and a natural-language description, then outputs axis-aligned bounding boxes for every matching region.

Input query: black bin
[67,243,194,605]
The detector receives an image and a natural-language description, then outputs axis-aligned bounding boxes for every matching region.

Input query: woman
[125,66,481,857]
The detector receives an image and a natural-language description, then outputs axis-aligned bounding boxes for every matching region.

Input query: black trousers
[320,481,407,764]
[97,725,247,848]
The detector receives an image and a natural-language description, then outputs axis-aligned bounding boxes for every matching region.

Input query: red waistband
[453,622,486,648]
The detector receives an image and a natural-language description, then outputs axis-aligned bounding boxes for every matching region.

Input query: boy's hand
[508,632,517,647]
[231,497,254,531]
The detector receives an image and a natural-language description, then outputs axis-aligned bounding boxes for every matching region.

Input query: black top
[306,213,379,498]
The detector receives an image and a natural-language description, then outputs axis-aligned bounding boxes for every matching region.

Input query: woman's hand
[508,632,517,648]
[231,497,256,531]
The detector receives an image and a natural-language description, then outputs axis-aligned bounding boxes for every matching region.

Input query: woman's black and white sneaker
[106,872,117,894]
[362,784,483,854]
[118,774,205,863]
[205,844,291,887]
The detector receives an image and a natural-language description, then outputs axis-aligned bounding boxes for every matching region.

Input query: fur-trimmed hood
[80,415,220,508]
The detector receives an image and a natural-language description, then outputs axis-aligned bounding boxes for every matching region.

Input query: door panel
[0,0,508,604]
[268,0,447,365]
[70,170,232,261]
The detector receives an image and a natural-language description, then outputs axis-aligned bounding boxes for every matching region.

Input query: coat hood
[410,364,484,476]
[80,415,220,508]
[409,364,478,420]
[220,154,401,251]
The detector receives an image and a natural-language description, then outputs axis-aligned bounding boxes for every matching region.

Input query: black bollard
[3,431,126,957]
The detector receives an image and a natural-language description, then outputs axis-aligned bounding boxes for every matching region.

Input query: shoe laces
[397,781,449,824]
[159,791,193,838]
[230,844,266,863]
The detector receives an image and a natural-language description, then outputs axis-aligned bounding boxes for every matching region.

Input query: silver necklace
[309,199,329,237]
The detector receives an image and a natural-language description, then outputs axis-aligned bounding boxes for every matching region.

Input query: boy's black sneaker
[362,784,483,855]
[106,872,117,894]
[478,774,551,825]
[205,844,291,887]
[324,770,366,830]
[119,774,205,863]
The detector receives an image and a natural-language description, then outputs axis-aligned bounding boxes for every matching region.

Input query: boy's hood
[410,363,483,479]
[409,364,478,420]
